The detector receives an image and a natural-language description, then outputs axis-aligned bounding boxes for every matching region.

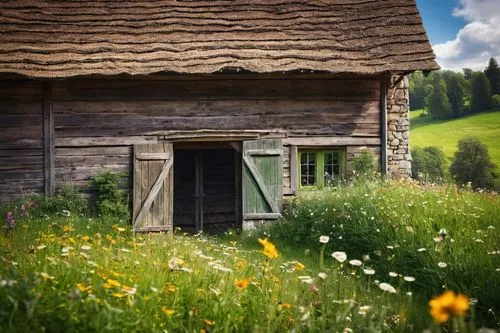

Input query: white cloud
[433,0,500,71]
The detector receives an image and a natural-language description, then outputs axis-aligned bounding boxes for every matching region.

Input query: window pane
[324,151,341,186]
[300,152,316,186]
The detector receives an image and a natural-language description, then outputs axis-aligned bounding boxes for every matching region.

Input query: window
[299,150,344,187]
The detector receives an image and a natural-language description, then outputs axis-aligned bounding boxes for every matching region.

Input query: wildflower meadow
[1,180,499,332]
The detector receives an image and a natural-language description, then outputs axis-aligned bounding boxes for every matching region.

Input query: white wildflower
[332,251,347,263]
[437,262,447,268]
[319,236,330,244]
[403,276,416,282]
[363,268,375,275]
[389,272,398,277]
[379,282,397,293]
[348,259,362,267]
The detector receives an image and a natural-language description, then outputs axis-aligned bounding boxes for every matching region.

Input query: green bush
[351,149,377,180]
[89,171,129,220]
[411,146,447,183]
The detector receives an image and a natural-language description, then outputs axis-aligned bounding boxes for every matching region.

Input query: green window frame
[299,149,345,188]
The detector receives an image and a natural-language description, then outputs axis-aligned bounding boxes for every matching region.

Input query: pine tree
[484,57,500,95]
[445,72,465,117]
[428,74,452,119]
[471,72,492,113]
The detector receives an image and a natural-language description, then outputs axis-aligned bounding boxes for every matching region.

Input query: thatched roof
[0,0,439,78]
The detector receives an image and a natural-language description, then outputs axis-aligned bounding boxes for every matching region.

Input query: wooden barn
[0,0,438,232]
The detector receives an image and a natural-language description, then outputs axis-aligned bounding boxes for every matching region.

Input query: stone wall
[387,75,411,177]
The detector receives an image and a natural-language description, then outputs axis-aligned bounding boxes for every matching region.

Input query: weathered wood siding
[0,80,44,203]
[1,75,382,203]
[50,75,381,193]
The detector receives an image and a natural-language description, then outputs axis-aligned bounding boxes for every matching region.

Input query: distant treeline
[409,57,500,119]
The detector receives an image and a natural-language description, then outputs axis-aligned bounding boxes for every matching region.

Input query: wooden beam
[283,137,381,146]
[43,82,55,196]
[290,145,298,195]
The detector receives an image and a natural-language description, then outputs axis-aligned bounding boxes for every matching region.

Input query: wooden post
[43,82,55,196]
[290,145,298,195]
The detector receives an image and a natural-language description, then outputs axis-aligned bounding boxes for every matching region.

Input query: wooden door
[242,139,283,220]
[133,143,173,232]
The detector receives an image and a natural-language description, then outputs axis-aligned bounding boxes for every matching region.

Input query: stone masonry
[387,75,411,177]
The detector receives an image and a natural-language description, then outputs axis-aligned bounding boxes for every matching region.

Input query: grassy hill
[410,109,500,188]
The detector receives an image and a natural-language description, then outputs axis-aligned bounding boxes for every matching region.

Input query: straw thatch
[0,0,439,78]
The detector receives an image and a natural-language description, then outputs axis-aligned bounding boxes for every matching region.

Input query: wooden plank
[43,82,55,196]
[56,146,131,156]
[244,213,282,220]
[246,149,282,156]
[52,78,380,101]
[289,145,298,195]
[135,153,171,160]
[283,137,381,146]
[55,136,158,147]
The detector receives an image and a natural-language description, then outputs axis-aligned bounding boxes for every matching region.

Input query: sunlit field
[1,180,499,332]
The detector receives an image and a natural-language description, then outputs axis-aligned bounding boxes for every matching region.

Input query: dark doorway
[173,145,240,233]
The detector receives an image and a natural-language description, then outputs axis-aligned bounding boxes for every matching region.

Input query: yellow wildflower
[76,283,92,293]
[164,283,177,293]
[279,303,292,310]
[111,292,127,298]
[81,235,90,242]
[429,291,470,324]
[161,306,174,317]
[40,272,55,280]
[294,262,305,271]
[258,238,279,259]
[204,319,215,326]
[234,278,250,289]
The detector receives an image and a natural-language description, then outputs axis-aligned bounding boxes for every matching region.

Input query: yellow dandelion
[234,278,250,289]
[81,235,90,242]
[204,319,215,326]
[164,283,177,293]
[161,306,174,317]
[111,292,127,298]
[279,303,292,310]
[294,262,305,271]
[429,291,470,324]
[258,238,279,259]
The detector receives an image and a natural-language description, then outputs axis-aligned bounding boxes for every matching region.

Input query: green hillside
[410,109,500,187]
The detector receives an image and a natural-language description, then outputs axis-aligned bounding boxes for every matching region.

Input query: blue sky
[415,0,500,71]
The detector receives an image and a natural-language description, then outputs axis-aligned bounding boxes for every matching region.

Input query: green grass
[410,109,500,168]
[1,182,499,332]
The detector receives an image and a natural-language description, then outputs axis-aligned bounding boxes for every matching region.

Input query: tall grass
[1,180,498,332]
[255,179,500,328]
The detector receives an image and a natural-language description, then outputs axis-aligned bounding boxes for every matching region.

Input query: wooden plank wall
[0,80,44,203]
[50,75,381,194]
[0,75,381,203]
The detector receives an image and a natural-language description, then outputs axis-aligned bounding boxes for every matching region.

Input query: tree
[484,57,500,95]
[450,138,496,189]
[445,72,465,117]
[427,73,452,119]
[471,72,492,113]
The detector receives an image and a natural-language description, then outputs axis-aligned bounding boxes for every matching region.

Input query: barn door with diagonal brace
[242,139,283,220]
[133,143,173,232]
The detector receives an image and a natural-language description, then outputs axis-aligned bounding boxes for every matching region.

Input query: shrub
[411,146,447,183]
[351,149,377,180]
[89,171,129,220]
[492,94,500,107]
[450,138,497,189]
